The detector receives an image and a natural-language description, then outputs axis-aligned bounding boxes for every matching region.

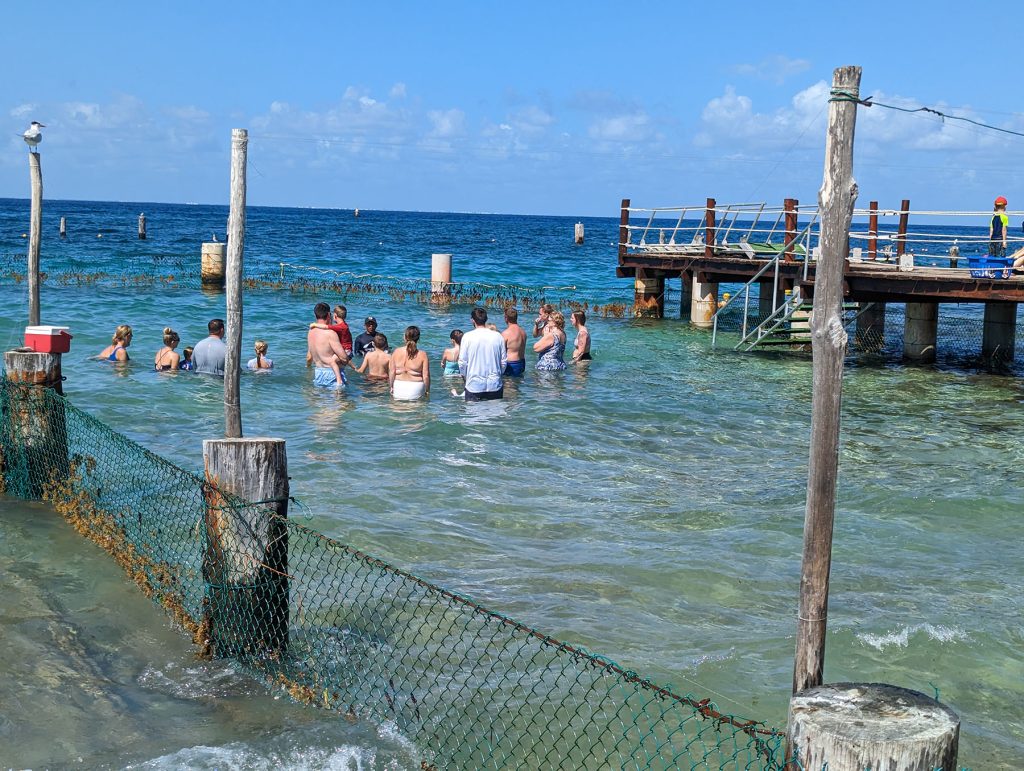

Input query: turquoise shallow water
[1,200,1022,767]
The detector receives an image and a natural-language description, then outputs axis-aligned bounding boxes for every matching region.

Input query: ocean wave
[857,623,969,650]
[128,743,385,771]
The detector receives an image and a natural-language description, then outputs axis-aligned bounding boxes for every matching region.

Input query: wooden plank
[28,152,42,326]
[224,129,247,439]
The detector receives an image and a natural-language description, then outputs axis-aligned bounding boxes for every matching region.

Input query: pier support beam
[679,271,693,320]
[789,683,959,771]
[981,302,1017,363]
[633,269,664,318]
[758,279,784,320]
[690,274,718,328]
[855,302,886,352]
[903,302,938,362]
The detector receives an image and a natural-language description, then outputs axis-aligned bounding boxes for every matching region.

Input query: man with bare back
[501,306,527,377]
[307,302,350,389]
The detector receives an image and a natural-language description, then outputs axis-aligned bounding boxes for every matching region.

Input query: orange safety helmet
[995,195,1008,206]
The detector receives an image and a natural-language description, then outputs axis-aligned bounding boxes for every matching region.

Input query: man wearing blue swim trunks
[501,306,527,376]
[307,302,350,389]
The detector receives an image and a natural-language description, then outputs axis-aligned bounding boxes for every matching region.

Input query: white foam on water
[129,742,380,770]
[857,623,969,651]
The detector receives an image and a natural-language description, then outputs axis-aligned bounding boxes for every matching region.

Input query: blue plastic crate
[967,256,1014,279]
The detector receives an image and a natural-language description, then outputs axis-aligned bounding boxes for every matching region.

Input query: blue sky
[2,1,1022,216]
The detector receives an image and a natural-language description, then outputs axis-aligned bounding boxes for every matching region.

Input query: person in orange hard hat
[989,196,1009,257]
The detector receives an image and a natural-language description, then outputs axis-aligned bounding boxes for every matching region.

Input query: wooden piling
[224,128,247,440]
[704,198,716,259]
[201,242,226,289]
[138,212,147,240]
[783,198,799,263]
[867,201,877,260]
[896,198,910,258]
[59,216,66,239]
[202,437,289,659]
[618,199,631,260]
[574,222,585,244]
[28,151,42,327]
[3,349,68,498]
[789,683,959,770]
[792,65,861,699]
[431,253,453,304]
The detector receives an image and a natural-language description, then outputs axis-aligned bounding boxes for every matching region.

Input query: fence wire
[0,377,784,770]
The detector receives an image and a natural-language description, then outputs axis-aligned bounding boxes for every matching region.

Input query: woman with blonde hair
[99,324,132,362]
[247,340,274,370]
[390,325,430,400]
[154,327,181,371]
[533,311,566,371]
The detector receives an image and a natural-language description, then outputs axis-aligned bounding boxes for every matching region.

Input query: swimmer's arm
[422,353,430,393]
[355,358,368,374]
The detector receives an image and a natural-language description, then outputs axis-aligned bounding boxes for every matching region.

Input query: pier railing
[0,376,785,770]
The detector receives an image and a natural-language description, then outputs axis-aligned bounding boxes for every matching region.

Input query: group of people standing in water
[98,300,591,403]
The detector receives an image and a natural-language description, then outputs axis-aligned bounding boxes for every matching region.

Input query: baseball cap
[365,316,377,325]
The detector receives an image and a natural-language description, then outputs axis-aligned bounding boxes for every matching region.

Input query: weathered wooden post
[59,216,66,239]
[792,63,860,700]
[783,198,799,262]
[574,222,585,244]
[138,212,147,240]
[201,242,226,289]
[28,151,42,326]
[704,197,716,259]
[431,253,453,304]
[787,65,960,770]
[896,198,911,259]
[3,348,68,498]
[789,684,959,770]
[202,438,289,659]
[224,128,246,440]
[200,128,290,661]
[867,200,878,260]
[618,199,630,261]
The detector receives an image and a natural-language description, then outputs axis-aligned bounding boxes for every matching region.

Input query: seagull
[23,121,45,152]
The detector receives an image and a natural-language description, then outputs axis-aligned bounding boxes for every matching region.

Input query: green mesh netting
[0,376,783,769]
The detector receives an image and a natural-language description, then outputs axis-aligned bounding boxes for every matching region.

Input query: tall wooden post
[27,152,42,327]
[138,212,147,240]
[574,222,585,244]
[224,129,247,439]
[704,198,716,258]
[783,198,799,262]
[792,65,861,697]
[618,199,630,260]
[202,438,289,659]
[896,198,910,257]
[867,201,878,260]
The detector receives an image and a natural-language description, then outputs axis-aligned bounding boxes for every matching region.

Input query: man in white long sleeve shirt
[458,307,507,401]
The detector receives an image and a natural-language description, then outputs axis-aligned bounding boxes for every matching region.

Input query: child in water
[441,329,462,376]
[179,346,195,371]
[247,340,273,370]
[356,334,391,380]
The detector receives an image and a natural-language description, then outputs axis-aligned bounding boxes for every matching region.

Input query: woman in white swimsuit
[390,326,430,400]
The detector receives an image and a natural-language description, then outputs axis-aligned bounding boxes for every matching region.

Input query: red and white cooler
[25,325,73,354]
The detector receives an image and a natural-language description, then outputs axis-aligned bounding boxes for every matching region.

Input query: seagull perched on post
[23,121,45,152]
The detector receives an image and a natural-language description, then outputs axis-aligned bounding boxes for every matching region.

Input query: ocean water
[0,199,1022,768]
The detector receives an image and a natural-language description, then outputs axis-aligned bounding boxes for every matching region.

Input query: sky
[2,1,1024,217]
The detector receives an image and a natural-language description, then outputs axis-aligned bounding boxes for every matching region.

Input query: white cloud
[427,108,465,138]
[164,105,210,121]
[733,55,811,85]
[389,83,407,99]
[693,82,829,148]
[588,112,657,142]
[10,103,37,119]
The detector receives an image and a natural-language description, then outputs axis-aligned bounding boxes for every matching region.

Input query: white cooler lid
[25,325,71,335]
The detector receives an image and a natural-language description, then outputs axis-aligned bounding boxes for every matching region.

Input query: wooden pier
[617,197,1024,362]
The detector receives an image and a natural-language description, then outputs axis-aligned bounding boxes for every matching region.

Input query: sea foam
[857,623,969,651]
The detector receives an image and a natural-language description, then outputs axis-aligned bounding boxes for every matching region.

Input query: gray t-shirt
[192,335,227,375]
